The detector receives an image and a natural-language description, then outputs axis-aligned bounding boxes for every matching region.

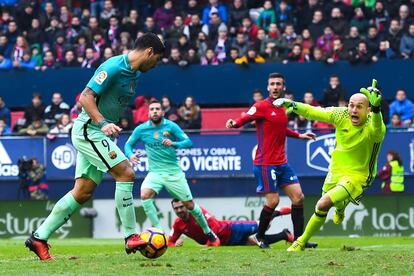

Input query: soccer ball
[139,227,168,259]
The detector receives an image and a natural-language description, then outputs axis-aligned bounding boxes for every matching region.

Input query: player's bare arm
[226,119,237,128]
[79,87,122,137]
[299,132,316,140]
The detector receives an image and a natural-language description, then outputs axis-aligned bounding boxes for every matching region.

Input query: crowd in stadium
[0,0,413,69]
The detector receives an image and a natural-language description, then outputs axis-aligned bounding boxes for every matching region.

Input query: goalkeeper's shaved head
[350,93,369,107]
[348,93,370,126]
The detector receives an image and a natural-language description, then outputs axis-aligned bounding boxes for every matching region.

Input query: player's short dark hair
[252,89,262,95]
[268,72,285,82]
[171,198,180,206]
[134,32,165,55]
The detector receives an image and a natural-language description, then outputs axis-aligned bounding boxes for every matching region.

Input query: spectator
[62,50,80,67]
[378,150,405,193]
[231,32,249,57]
[81,47,99,68]
[389,89,413,125]
[349,41,374,64]
[202,12,226,41]
[303,91,320,107]
[166,47,188,66]
[153,0,176,31]
[400,23,414,59]
[66,16,87,44]
[343,26,361,52]
[299,29,314,57]
[161,96,179,123]
[107,16,120,48]
[310,47,326,62]
[275,0,292,31]
[256,0,276,32]
[328,7,348,37]
[59,5,72,30]
[12,36,29,63]
[178,96,202,129]
[85,16,104,42]
[228,0,249,34]
[0,117,11,136]
[39,2,57,28]
[6,20,19,46]
[308,9,325,40]
[18,117,49,136]
[30,45,43,68]
[238,17,259,44]
[275,23,298,58]
[374,39,396,60]
[195,31,210,58]
[387,113,403,128]
[235,47,266,64]
[299,0,323,30]
[45,17,63,46]
[213,26,230,63]
[52,34,70,64]
[143,16,162,35]
[165,16,185,45]
[185,48,201,65]
[182,0,202,24]
[0,53,12,69]
[44,92,70,127]
[0,96,10,126]
[48,113,73,134]
[366,26,381,53]
[120,9,144,37]
[13,51,36,69]
[350,7,369,36]
[369,1,389,33]
[0,35,12,58]
[316,26,337,55]
[201,48,219,65]
[39,50,57,70]
[202,0,228,25]
[283,44,304,63]
[176,34,191,56]
[385,19,403,54]
[326,38,348,63]
[24,93,45,127]
[27,18,46,45]
[398,4,413,33]
[183,14,203,42]
[100,0,119,29]
[118,117,133,131]
[227,47,240,62]
[321,75,346,107]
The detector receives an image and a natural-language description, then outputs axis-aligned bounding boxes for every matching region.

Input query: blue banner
[1,131,413,181]
[0,137,45,179]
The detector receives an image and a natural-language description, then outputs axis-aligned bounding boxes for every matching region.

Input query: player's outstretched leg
[254,204,275,249]
[26,191,82,260]
[185,201,220,246]
[333,199,349,225]
[271,206,292,219]
[265,228,294,245]
[288,208,328,252]
[141,198,162,229]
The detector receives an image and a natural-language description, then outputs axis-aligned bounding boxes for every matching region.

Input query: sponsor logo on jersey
[94,70,107,85]
[163,131,170,138]
[306,133,336,172]
[154,131,159,139]
[271,111,276,116]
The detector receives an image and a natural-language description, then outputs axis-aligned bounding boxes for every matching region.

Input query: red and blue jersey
[169,207,258,246]
[234,97,300,166]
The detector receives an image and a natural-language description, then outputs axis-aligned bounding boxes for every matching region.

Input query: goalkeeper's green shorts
[322,173,367,205]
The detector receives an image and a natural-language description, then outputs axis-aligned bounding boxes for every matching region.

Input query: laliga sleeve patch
[94,71,108,85]
[247,106,257,115]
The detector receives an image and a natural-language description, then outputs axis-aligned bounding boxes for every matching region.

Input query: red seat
[10,111,24,130]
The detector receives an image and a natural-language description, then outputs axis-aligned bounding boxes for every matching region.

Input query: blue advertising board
[1,131,413,181]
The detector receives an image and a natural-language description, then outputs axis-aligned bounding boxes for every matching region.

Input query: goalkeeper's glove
[273,98,296,114]
[360,79,382,112]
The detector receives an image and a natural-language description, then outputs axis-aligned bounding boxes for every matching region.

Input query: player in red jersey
[226,72,317,249]
[169,199,293,246]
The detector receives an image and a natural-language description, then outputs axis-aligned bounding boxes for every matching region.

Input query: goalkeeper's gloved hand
[359,79,382,107]
[273,98,296,114]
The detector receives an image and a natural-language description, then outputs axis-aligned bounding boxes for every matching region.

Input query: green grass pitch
[1,237,413,275]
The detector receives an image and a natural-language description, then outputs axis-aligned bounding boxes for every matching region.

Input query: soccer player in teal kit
[125,101,220,246]
[25,33,165,260]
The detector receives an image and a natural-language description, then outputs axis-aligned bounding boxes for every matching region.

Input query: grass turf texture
[1,237,413,275]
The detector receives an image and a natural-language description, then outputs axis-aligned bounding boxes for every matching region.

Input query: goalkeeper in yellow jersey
[273,80,386,251]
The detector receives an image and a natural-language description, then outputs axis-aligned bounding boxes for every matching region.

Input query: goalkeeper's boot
[206,232,221,246]
[25,234,53,260]
[253,234,270,249]
[333,208,345,225]
[272,206,292,219]
[287,239,305,252]
[125,233,147,254]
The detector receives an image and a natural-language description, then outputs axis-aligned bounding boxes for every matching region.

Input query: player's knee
[123,167,135,181]
[72,190,92,204]
[316,196,332,212]
[291,192,304,205]
[266,198,279,208]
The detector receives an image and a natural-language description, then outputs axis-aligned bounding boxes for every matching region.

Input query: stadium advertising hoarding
[0,200,92,239]
[1,131,413,180]
[305,196,414,237]
[93,196,414,238]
